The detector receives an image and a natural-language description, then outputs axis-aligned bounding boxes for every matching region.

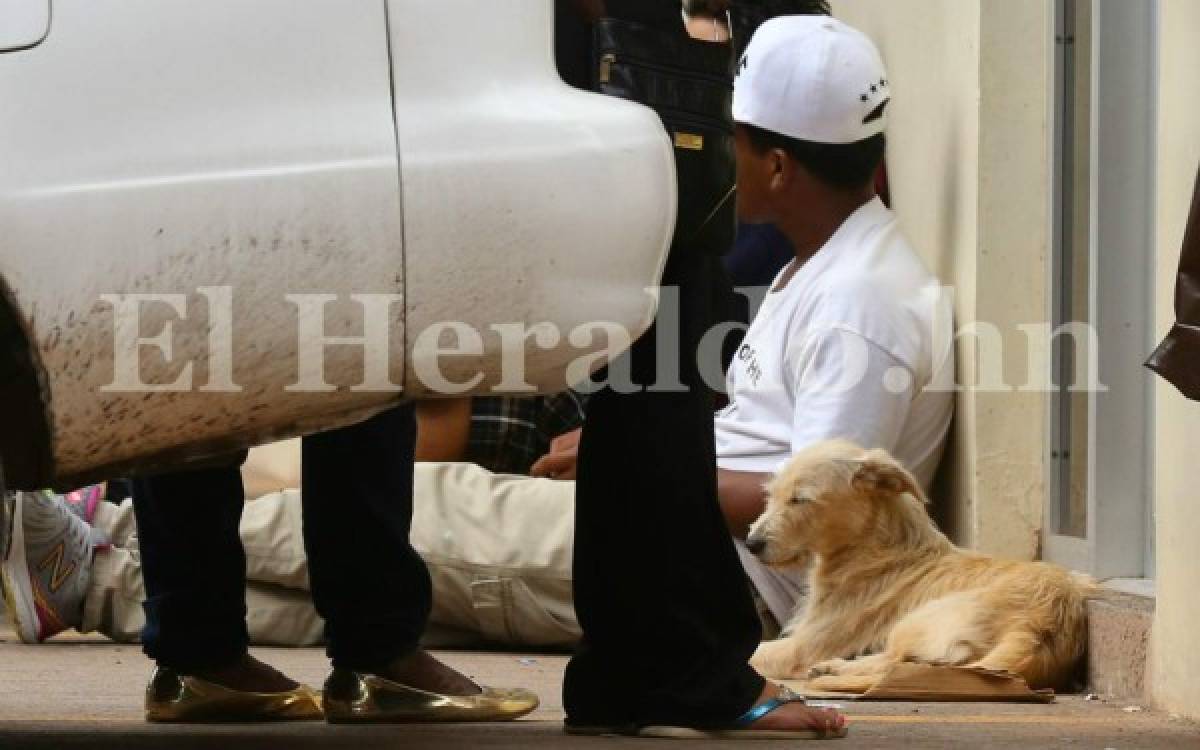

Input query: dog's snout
[745,535,767,556]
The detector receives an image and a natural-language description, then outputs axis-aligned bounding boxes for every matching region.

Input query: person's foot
[373,649,483,696]
[0,491,107,642]
[746,682,846,735]
[58,485,107,524]
[146,657,324,723]
[322,650,540,723]
[565,681,847,738]
[187,654,302,694]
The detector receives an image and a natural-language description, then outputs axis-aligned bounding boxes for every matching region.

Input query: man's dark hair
[682,0,729,15]
[733,0,831,15]
[730,0,832,56]
[741,124,886,191]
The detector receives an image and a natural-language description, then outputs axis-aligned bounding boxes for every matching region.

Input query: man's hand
[530,428,582,480]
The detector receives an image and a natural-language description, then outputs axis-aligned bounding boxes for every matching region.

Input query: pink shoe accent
[62,485,105,524]
[82,485,106,523]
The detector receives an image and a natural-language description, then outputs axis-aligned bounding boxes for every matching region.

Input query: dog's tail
[1012,575,1093,690]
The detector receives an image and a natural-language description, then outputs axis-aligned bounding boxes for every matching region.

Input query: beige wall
[836,0,1200,721]
[1150,0,1200,722]
[833,0,1051,559]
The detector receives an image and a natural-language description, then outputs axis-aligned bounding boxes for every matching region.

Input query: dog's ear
[838,451,927,503]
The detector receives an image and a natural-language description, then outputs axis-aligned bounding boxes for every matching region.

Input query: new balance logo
[38,541,77,594]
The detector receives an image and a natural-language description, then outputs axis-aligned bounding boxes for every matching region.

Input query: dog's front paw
[808,659,849,679]
[751,640,803,679]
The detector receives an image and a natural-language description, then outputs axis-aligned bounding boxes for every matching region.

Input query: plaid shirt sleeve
[464,391,589,476]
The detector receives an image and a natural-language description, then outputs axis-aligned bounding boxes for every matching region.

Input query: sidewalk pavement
[2,622,1198,749]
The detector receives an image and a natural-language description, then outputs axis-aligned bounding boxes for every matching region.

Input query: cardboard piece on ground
[782,663,1057,704]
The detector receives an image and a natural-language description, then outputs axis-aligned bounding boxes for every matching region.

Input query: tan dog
[747,440,1092,692]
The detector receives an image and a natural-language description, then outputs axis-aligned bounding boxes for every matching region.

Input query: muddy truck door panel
[0,0,406,486]
[390,0,675,397]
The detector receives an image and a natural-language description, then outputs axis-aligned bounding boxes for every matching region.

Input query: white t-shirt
[715,197,954,625]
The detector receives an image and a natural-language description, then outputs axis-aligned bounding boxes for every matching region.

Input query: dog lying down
[747,440,1094,693]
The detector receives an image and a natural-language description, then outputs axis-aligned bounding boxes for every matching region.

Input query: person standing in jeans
[124,404,538,723]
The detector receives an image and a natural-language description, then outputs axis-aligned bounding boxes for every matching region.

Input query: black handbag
[591,17,736,257]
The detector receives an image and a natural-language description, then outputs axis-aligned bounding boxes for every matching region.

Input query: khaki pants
[83,461,581,649]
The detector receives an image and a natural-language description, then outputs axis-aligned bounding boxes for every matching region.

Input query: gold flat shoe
[322,668,539,724]
[145,666,324,723]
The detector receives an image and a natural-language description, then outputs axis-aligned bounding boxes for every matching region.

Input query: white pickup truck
[0,0,676,491]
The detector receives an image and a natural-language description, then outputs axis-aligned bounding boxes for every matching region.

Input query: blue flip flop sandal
[564,685,848,740]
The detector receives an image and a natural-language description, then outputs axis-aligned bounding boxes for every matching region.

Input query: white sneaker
[0,491,107,642]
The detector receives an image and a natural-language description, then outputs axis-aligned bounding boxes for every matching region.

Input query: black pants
[565,251,765,728]
[131,404,429,672]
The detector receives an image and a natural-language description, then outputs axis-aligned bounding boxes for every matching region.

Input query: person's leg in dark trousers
[131,457,249,671]
[565,251,766,729]
[305,403,539,721]
[132,454,323,722]
[300,403,430,670]
[557,2,762,723]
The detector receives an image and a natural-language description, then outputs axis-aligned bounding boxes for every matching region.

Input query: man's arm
[415,398,473,463]
[527,435,775,534]
[718,468,772,539]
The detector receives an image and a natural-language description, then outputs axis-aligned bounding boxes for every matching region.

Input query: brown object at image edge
[1147,165,1200,400]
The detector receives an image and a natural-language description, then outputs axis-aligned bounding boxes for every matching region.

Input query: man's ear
[840,451,927,503]
[768,147,790,192]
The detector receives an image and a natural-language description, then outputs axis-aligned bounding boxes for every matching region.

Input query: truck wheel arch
[0,275,53,490]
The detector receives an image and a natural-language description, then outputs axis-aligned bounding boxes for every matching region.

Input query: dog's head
[745,440,930,566]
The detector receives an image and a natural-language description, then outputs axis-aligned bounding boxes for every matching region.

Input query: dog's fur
[747,440,1093,692]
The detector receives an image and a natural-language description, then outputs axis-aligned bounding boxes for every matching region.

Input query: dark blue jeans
[131,404,429,672]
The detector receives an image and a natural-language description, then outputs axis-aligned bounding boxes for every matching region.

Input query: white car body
[0,0,675,489]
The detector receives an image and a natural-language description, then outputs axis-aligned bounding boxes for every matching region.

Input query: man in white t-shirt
[714,15,954,627]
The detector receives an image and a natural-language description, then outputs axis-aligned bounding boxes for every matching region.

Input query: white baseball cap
[733,16,890,145]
